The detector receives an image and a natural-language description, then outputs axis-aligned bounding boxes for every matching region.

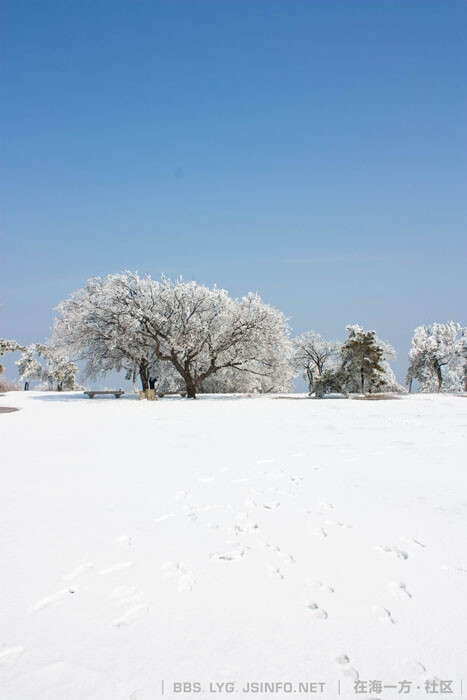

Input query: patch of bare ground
[273,396,309,400]
[352,394,401,400]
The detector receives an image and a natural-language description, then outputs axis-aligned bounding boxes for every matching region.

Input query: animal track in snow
[112,604,148,627]
[62,562,94,581]
[98,561,133,576]
[389,581,412,600]
[376,546,408,560]
[305,601,328,620]
[0,646,25,665]
[372,605,395,624]
[28,587,78,614]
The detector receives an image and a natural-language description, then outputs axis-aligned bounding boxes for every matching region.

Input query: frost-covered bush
[293,332,341,395]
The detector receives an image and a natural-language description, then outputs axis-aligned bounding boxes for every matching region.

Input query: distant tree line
[1,273,466,397]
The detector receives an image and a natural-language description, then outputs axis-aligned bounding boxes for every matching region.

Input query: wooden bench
[156,390,187,398]
[84,390,124,399]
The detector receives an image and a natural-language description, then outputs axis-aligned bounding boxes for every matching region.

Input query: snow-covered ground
[0,391,466,700]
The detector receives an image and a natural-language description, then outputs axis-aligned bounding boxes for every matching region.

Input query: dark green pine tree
[340,325,385,394]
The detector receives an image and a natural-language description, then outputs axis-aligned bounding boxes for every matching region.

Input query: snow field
[0,392,466,699]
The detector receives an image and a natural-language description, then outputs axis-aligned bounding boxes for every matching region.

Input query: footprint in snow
[335,654,350,665]
[316,502,334,511]
[372,605,395,624]
[231,521,259,535]
[62,561,94,581]
[28,587,78,614]
[265,544,295,564]
[389,581,412,600]
[335,655,359,680]
[376,546,408,560]
[403,660,427,677]
[210,550,245,562]
[305,579,334,594]
[401,537,426,549]
[154,513,176,523]
[112,604,149,628]
[110,585,143,608]
[116,535,132,547]
[305,601,328,620]
[311,526,327,539]
[441,564,467,576]
[0,647,25,665]
[325,519,353,529]
[269,567,284,580]
[161,562,196,591]
[98,562,133,576]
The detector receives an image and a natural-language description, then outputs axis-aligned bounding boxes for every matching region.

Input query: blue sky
[1,0,466,384]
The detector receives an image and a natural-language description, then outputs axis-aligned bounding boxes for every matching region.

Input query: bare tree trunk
[434,362,442,392]
[139,361,149,391]
[185,377,197,398]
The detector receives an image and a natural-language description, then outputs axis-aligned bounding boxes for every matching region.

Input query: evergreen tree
[340,325,386,394]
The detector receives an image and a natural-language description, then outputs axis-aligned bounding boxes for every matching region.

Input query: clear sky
[1,0,466,384]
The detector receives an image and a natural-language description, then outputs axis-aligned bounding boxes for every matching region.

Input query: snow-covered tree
[14,343,79,391]
[340,324,398,394]
[15,345,43,390]
[37,345,79,391]
[406,322,462,393]
[293,331,341,395]
[53,272,293,398]
[455,328,467,392]
[52,273,161,392]
[0,339,24,356]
